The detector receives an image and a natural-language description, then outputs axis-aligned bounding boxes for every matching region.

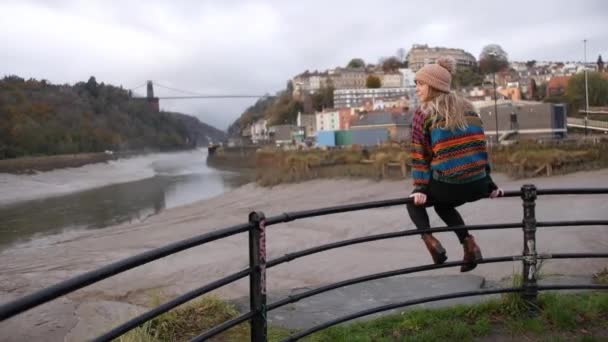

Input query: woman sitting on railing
[407,56,504,272]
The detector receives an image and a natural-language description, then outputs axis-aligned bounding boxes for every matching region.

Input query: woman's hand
[490,188,504,198]
[410,192,427,205]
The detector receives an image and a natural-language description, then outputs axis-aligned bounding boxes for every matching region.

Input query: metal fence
[1,185,607,341]
[568,117,608,132]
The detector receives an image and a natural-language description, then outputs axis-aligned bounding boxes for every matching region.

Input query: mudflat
[1,170,607,341]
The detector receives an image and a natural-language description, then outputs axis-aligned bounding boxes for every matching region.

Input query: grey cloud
[2,0,606,130]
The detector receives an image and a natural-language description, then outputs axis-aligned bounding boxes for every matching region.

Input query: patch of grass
[541,292,608,330]
[579,336,605,342]
[505,317,544,335]
[301,301,505,342]
[253,140,608,187]
[471,316,492,336]
[117,295,249,342]
[490,140,608,178]
[544,337,568,342]
[254,145,410,186]
[302,292,608,342]
[0,152,116,173]
[499,273,532,317]
[117,321,158,342]
[118,291,608,342]
[593,267,608,284]
[116,293,292,342]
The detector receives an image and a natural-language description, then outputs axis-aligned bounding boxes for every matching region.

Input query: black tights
[407,203,470,243]
[406,177,494,243]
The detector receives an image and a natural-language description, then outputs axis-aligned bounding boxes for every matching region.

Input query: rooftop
[351,112,413,127]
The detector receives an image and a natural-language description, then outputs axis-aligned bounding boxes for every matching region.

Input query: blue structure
[316,131,336,147]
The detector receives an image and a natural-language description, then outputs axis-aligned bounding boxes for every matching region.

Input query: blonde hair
[421,87,472,131]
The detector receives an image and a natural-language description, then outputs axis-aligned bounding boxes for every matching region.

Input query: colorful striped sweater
[411,107,494,193]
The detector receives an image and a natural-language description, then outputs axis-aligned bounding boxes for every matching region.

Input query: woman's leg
[434,204,482,272]
[433,205,470,243]
[406,201,431,230]
[407,202,447,264]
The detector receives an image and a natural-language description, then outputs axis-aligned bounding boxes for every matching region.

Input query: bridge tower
[146,80,154,99]
[145,81,159,112]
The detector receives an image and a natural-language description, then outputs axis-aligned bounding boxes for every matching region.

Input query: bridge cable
[127,82,147,91]
[152,82,266,99]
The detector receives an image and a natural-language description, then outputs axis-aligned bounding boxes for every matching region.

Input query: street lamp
[583,39,589,136]
[489,52,499,144]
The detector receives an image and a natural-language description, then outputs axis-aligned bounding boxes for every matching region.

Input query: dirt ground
[0,153,116,174]
[0,170,607,341]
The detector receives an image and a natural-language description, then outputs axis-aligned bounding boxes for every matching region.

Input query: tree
[309,80,335,112]
[286,80,294,94]
[528,79,538,99]
[479,44,509,74]
[347,58,365,68]
[0,76,223,158]
[85,76,99,98]
[452,68,484,88]
[566,72,608,109]
[382,57,402,72]
[366,75,382,88]
[396,48,407,62]
[526,60,537,69]
[266,92,303,125]
[536,83,547,101]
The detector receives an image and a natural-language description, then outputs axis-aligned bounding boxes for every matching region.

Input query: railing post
[521,184,538,313]
[248,211,267,342]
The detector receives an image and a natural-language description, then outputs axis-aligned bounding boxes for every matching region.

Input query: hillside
[166,111,226,146]
[0,76,226,159]
[228,83,333,137]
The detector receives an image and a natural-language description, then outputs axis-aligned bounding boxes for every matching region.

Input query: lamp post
[489,51,499,144]
[493,72,499,144]
[584,39,589,136]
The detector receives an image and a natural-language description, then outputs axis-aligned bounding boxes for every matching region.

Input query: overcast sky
[1,0,606,130]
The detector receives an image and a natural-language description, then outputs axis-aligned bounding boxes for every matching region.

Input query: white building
[297,112,316,137]
[292,71,331,95]
[309,74,330,92]
[315,110,340,133]
[373,98,409,111]
[562,64,578,75]
[379,72,403,88]
[407,44,477,72]
[334,88,410,108]
[309,75,322,92]
[469,87,486,98]
[399,68,416,88]
[250,119,268,143]
[511,62,528,73]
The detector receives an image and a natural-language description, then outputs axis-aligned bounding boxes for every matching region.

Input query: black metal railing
[0,185,607,342]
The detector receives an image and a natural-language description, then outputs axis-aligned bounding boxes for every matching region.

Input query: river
[0,149,251,250]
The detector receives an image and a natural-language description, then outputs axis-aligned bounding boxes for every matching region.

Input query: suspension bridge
[129,81,267,100]
[130,81,608,135]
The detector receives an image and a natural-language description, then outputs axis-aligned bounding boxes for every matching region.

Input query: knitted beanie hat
[415,56,456,93]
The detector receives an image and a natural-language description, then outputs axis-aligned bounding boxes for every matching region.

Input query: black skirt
[416,176,496,207]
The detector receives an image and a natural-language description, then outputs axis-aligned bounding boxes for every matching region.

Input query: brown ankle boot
[461,235,482,272]
[421,234,447,265]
